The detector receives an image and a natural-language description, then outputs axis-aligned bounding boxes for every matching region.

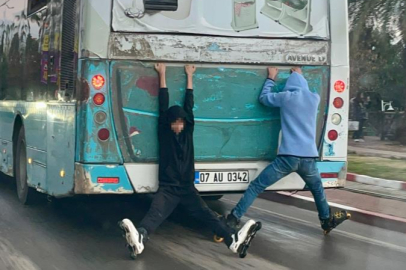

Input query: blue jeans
[232,156,330,220]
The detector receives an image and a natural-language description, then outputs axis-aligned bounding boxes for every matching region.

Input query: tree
[349,0,406,143]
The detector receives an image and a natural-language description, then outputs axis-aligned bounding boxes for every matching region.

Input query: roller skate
[228,219,262,258]
[321,210,351,235]
[118,219,145,259]
[226,212,242,231]
[213,212,242,243]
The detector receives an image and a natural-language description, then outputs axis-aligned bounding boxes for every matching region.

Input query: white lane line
[221,198,406,254]
[277,191,406,223]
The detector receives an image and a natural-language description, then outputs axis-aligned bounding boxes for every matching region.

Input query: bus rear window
[28,0,47,15]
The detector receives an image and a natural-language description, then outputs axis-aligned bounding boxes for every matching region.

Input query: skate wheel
[346,213,352,219]
[213,235,224,243]
[255,222,262,230]
[127,244,137,259]
[239,246,248,258]
[323,230,330,235]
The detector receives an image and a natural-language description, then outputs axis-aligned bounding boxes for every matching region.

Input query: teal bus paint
[0,0,349,202]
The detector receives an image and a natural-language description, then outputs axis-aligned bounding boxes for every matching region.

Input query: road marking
[0,238,40,270]
[277,191,406,223]
[221,198,406,254]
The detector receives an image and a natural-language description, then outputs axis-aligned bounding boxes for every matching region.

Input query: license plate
[195,171,249,184]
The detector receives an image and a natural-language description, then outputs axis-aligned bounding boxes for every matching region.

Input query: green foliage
[349,0,406,109]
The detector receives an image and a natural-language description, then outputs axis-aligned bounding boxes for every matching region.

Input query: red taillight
[97,177,119,184]
[321,173,339,178]
[98,128,110,141]
[93,93,105,106]
[328,130,338,141]
[334,80,345,93]
[333,97,344,109]
[92,75,105,90]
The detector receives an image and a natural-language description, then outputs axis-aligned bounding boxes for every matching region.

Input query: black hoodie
[158,88,195,187]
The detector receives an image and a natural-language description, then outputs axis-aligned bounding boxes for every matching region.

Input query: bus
[0,0,349,204]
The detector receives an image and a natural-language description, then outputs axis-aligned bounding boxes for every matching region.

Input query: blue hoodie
[259,72,320,157]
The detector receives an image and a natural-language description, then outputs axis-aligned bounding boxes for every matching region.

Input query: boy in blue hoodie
[227,67,350,234]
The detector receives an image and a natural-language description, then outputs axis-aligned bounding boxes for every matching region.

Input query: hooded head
[283,72,310,93]
[167,105,187,135]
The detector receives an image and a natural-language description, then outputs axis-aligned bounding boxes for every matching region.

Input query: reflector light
[97,177,119,184]
[333,97,344,109]
[98,128,110,141]
[92,75,105,90]
[321,173,338,178]
[93,93,105,106]
[94,111,107,124]
[328,130,339,141]
[334,80,345,93]
[331,114,342,125]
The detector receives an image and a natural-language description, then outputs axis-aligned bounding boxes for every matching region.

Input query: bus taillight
[328,130,338,141]
[331,114,342,125]
[94,111,107,124]
[321,173,338,178]
[92,75,105,90]
[98,128,110,141]
[334,80,345,93]
[333,97,344,108]
[93,93,105,106]
[98,177,119,184]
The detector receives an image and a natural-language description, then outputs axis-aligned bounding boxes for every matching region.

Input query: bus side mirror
[144,0,178,11]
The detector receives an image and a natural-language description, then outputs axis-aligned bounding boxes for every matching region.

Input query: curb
[347,173,406,191]
[259,192,406,234]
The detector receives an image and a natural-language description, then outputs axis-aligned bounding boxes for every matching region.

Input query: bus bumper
[74,163,134,194]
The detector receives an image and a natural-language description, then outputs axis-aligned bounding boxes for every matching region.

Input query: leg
[180,189,234,245]
[359,119,365,139]
[232,156,298,219]
[139,187,181,234]
[297,158,330,220]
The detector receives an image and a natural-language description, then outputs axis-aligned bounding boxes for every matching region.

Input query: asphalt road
[1,174,406,270]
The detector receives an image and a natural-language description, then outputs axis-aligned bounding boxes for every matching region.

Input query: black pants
[139,186,234,244]
[353,119,365,139]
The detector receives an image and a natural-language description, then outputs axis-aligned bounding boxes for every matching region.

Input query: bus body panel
[46,103,76,197]
[76,60,123,164]
[125,161,346,194]
[322,0,350,162]
[111,61,329,164]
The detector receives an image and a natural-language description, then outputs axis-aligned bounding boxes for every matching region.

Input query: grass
[348,155,406,182]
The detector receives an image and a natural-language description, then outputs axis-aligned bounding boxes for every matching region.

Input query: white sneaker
[229,219,256,253]
[354,139,360,142]
[119,219,144,258]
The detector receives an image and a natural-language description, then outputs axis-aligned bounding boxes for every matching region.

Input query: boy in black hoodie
[119,63,261,259]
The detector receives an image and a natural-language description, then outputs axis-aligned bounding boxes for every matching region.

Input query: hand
[291,67,302,74]
[267,67,278,80]
[155,63,166,75]
[185,65,196,76]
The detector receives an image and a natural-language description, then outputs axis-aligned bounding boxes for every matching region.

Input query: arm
[259,79,289,107]
[259,67,289,108]
[184,65,196,121]
[155,63,168,115]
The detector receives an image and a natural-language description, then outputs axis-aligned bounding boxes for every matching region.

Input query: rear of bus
[74,0,349,196]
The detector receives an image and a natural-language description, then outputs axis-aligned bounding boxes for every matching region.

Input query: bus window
[144,0,178,11]
[28,0,47,15]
